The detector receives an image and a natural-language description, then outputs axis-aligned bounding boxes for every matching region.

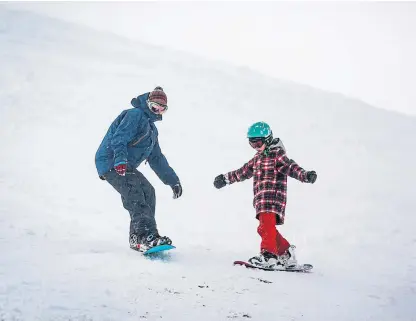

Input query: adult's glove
[172,184,182,199]
[306,171,317,184]
[214,174,228,189]
[114,162,127,176]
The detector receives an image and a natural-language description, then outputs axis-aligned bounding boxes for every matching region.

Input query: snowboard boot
[129,233,142,252]
[129,233,172,253]
[278,245,297,268]
[248,251,281,269]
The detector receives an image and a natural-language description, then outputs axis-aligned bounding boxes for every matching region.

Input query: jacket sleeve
[110,110,142,165]
[275,149,307,182]
[147,138,180,186]
[227,158,255,184]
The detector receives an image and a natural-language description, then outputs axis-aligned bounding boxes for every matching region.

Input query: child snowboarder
[213,122,317,269]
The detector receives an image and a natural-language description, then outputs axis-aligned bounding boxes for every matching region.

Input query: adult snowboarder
[213,122,317,269]
[95,86,182,252]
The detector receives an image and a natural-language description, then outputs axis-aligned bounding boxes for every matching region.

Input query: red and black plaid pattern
[226,147,307,225]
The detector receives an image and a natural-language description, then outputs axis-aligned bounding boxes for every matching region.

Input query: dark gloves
[172,184,182,199]
[114,162,127,176]
[214,174,228,189]
[306,171,317,184]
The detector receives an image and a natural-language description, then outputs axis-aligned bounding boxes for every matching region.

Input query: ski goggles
[148,101,168,115]
[248,138,265,148]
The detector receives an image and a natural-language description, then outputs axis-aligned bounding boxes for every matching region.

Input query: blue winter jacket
[95,92,180,186]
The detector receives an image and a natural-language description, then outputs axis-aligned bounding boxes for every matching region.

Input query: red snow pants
[257,213,290,256]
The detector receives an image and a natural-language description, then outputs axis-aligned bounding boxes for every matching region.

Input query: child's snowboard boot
[248,251,281,269]
[278,245,297,268]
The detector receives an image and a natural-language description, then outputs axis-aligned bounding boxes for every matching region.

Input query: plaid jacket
[226,139,307,225]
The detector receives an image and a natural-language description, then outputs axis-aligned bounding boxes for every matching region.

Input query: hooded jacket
[226,138,307,224]
[95,92,179,186]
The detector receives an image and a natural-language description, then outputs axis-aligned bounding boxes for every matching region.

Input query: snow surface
[0,7,415,321]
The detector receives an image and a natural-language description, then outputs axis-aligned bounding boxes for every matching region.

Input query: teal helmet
[247,122,273,145]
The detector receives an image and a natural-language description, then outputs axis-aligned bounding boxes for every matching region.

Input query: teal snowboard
[143,244,176,255]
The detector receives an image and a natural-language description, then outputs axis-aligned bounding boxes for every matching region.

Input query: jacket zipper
[129,128,150,146]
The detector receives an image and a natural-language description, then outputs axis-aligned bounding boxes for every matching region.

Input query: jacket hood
[267,138,286,152]
[130,92,162,122]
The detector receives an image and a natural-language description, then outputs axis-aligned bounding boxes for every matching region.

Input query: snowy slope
[0,7,415,321]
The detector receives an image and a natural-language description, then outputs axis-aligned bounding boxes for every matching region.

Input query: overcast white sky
[10,1,416,116]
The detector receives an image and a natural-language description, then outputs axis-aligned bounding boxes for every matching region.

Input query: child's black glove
[306,171,317,184]
[214,174,227,189]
